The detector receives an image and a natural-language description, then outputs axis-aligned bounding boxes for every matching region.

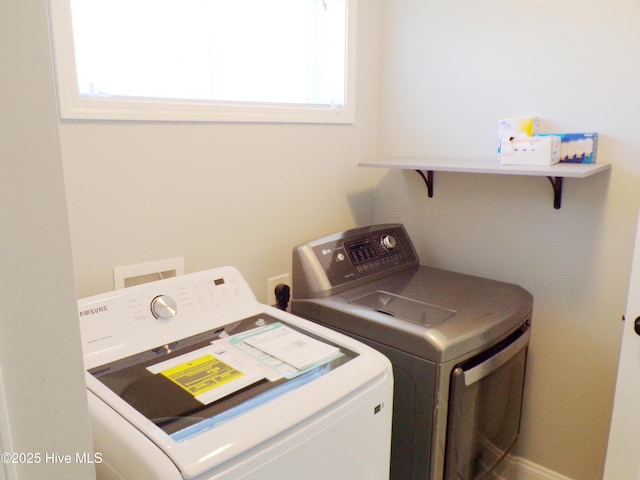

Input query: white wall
[59,3,383,302]
[376,0,639,478]
[0,1,95,479]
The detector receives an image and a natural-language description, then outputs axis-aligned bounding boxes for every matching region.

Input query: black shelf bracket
[547,176,563,209]
[415,170,434,197]
[414,170,566,209]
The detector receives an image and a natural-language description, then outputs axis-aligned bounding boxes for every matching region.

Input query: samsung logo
[90,366,112,376]
[79,306,108,317]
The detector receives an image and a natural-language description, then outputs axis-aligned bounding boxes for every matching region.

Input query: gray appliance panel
[444,330,528,480]
[292,224,419,299]
[291,223,533,480]
[293,265,532,362]
[349,291,456,327]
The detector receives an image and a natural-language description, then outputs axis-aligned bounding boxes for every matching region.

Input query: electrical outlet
[267,273,290,306]
[114,257,184,289]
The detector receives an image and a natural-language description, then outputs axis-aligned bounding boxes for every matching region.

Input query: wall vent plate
[114,257,184,289]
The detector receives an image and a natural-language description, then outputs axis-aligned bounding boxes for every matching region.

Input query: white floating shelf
[359,157,611,209]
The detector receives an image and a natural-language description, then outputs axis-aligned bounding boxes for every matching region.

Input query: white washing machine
[77,266,393,480]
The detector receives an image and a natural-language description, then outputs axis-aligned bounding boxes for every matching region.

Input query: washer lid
[85,311,388,479]
[88,314,356,441]
[350,291,455,327]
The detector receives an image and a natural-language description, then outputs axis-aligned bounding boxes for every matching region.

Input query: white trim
[489,454,575,480]
[47,0,357,124]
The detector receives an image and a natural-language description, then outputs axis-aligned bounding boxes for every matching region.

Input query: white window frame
[47,1,357,124]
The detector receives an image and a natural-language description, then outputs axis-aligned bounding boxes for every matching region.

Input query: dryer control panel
[293,224,419,298]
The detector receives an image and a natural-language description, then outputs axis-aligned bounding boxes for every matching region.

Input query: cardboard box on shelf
[497,117,540,160]
[536,133,598,163]
[499,135,561,166]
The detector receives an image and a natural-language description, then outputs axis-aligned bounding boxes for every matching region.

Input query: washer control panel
[78,266,256,362]
[307,224,419,289]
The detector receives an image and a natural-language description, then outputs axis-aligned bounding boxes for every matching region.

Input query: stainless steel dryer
[291,224,532,480]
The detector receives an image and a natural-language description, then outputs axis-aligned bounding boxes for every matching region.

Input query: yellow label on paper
[160,354,244,397]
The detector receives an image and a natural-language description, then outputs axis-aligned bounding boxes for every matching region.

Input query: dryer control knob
[151,295,178,320]
[381,234,397,251]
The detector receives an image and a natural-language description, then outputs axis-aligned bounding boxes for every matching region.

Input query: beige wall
[59,4,382,301]
[376,0,639,478]
[0,1,95,478]
[9,1,634,478]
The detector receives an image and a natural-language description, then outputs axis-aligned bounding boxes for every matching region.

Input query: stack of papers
[243,324,340,370]
[146,322,342,405]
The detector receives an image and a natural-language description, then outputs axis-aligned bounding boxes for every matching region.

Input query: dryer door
[444,325,529,480]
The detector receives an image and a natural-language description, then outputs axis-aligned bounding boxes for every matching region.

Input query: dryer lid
[349,291,456,327]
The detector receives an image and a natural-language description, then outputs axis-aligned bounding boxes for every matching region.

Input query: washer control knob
[381,234,397,251]
[151,295,178,320]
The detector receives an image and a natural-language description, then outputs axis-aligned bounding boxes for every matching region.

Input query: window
[47,0,356,123]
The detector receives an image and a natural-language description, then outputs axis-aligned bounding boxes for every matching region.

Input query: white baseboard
[489,454,574,480]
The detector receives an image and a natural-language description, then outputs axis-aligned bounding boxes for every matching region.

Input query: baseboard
[489,454,574,480]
